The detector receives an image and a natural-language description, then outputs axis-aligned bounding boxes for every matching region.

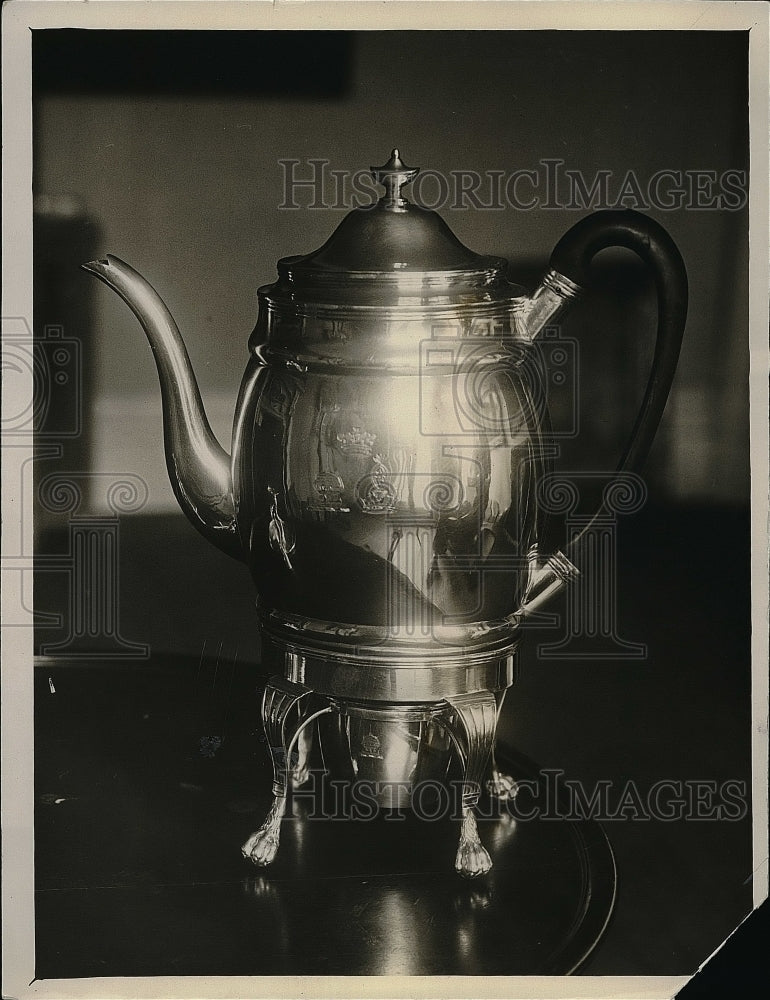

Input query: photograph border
[2,3,768,998]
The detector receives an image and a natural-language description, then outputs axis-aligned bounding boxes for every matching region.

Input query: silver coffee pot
[84,149,687,876]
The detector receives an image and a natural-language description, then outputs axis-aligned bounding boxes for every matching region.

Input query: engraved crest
[360,732,383,759]
[311,471,349,512]
[356,453,398,513]
[335,425,376,457]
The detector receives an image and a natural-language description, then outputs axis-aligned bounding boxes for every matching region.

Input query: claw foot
[486,770,519,801]
[242,795,286,867]
[455,808,492,878]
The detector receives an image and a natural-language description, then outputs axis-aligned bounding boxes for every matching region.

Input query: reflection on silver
[86,149,686,876]
[514,268,583,343]
[267,486,295,570]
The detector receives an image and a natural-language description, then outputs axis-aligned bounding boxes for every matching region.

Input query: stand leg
[242,677,315,868]
[486,689,519,801]
[292,721,313,787]
[444,691,498,878]
[242,793,287,867]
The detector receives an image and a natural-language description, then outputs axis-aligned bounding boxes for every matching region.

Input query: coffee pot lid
[274,149,507,297]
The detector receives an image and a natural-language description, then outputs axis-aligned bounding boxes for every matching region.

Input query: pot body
[233,294,549,664]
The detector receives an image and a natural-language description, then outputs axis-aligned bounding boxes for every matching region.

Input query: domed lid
[273,149,508,300]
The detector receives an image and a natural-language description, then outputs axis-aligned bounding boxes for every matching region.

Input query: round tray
[237,744,617,976]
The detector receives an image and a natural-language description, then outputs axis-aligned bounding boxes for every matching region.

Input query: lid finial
[370,148,420,211]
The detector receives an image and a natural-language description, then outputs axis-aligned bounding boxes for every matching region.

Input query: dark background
[32,29,753,981]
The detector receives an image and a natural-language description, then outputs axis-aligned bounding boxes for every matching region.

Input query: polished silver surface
[263,632,517,702]
[515,268,583,343]
[85,149,687,876]
[236,353,548,631]
[241,677,333,867]
[81,255,239,558]
[443,690,499,875]
[258,605,521,650]
[370,147,419,211]
[318,699,455,810]
[241,670,512,876]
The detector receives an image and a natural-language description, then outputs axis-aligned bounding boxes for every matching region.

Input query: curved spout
[82,255,241,560]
